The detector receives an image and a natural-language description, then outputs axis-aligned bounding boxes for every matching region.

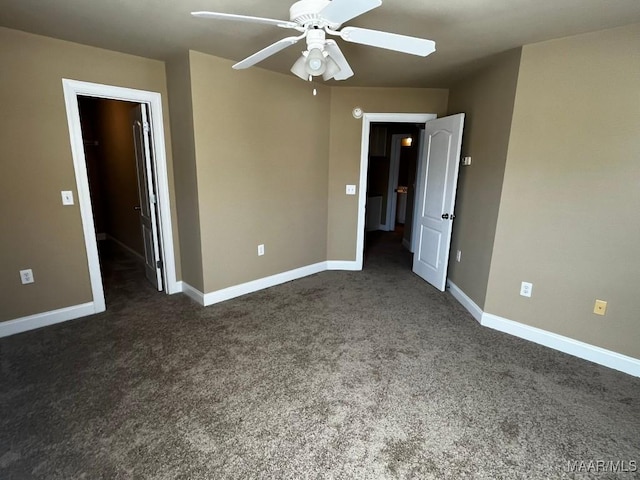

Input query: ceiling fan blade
[324,40,354,80]
[232,36,302,69]
[191,11,298,29]
[320,0,382,26]
[340,27,436,56]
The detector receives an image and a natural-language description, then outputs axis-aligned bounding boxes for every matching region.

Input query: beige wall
[327,88,449,260]
[0,27,178,321]
[446,49,522,309]
[485,24,640,358]
[166,53,204,291]
[188,52,332,292]
[5,22,637,363]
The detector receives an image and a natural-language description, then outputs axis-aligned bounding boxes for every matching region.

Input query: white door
[131,104,163,291]
[412,114,464,291]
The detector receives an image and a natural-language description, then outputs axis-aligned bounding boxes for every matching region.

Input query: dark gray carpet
[1,235,639,479]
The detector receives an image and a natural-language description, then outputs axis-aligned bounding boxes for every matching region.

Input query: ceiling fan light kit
[192,0,436,83]
[307,49,326,74]
[322,56,341,80]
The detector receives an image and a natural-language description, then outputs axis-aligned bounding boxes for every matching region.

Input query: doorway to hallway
[78,97,159,300]
[364,122,422,265]
[62,79,178,316]
[357,112,465,291]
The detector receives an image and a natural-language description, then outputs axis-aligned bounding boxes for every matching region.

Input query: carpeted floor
[1,234,639,479]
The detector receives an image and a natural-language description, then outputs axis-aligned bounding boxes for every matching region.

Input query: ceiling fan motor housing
[306,28,327,51]
[290,0,339,28]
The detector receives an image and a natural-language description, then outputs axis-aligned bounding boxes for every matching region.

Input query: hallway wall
[79,97,144,257]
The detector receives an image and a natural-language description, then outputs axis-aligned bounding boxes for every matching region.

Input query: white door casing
[356,113,437,268]
[409,130,426,253]
[62,79,179,316]
[131,104,163,290]
[412,113,465,291]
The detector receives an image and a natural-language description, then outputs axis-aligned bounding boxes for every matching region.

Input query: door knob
[441,213,449,219]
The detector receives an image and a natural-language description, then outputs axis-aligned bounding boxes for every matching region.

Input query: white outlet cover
[346,185,356,195]
[61,190,74,205]
[456,250,462,262]
[520,281,533,297]
[258,244,265,256]
[20,269,34,284]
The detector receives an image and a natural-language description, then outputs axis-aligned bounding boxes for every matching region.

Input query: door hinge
[156,260,163,269]
[143,121,150,133]
[150,193,157,204]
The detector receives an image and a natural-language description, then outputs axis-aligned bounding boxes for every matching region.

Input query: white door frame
[356,113,437,269]
[410,130,426,253]
[62,79,179,314]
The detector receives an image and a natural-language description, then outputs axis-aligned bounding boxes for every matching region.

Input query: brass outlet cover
[594,299,607,316]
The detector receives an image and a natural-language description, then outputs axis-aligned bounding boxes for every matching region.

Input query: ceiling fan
[192,0,436,82]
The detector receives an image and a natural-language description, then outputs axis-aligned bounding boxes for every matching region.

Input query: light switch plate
[61,191,74,205]
[462,156,472,166]
[346,185,356,195]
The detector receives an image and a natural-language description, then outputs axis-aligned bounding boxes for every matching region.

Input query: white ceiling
[2,0,640,87]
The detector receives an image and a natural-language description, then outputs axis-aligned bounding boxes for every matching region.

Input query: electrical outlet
[20,269,34,284]
[61,191,74,205]
[346,185,356,195]
[456,250,461,262]
[258,244,265,256]
[462,156,472,166]
[593,299,607,316]
[520,281,532,297]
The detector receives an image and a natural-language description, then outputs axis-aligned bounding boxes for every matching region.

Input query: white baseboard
[327,260,360,271]
[447,280,483,322]
[447,281,639,378]
[0,302,98,338]
[1,261,360,336]
[480,313,640,377]
[166,280,183,295]
[481,313,640,378]
[203,262,327,306]
[180,281,205,305]
[181,260,362,306]
[106,234,144,261]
